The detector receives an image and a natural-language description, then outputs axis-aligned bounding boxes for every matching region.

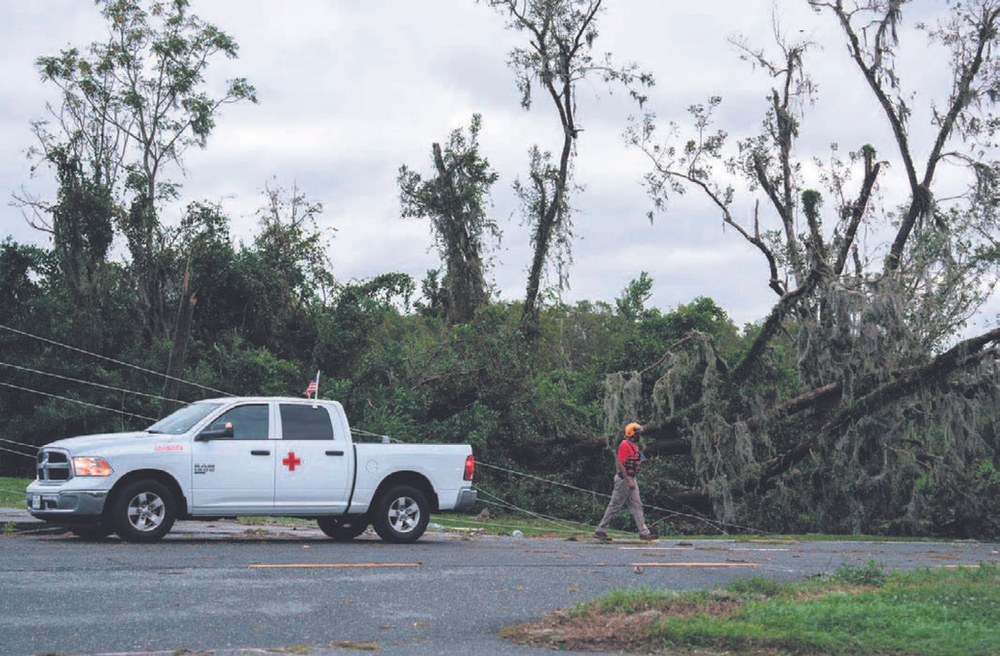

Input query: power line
[477,460,761,536]
[0,437,38,450]
[0,381,157,423]
[0,445,36,459]
[0,361,165,402]
[0,323,231,397]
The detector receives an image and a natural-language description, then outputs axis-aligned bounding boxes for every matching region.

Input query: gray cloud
[3,0,992,331]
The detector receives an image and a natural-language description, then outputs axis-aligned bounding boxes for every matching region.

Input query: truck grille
[36,449,72,481]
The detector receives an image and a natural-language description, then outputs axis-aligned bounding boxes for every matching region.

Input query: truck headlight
[72,457,113,477]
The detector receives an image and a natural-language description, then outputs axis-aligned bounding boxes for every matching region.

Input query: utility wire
[0,437,38,449]
[0,323,231,397]
[475,486,594,533]
[0,381,157,423]
[0,361,165,402]
[0,445,35,459]
[478,459,762,536]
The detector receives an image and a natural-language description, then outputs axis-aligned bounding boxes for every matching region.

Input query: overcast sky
[3,1,991,332]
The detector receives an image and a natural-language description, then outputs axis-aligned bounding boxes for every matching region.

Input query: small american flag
[304,370,320,398]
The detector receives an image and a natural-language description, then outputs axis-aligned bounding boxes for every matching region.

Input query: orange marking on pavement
[632,562,760,569]
[249,563,421,569]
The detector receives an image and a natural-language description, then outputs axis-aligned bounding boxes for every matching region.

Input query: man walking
[594,422,656,541]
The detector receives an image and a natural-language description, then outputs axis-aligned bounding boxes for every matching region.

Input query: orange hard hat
[625,422,644,437]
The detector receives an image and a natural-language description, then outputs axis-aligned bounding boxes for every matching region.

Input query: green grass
[504,562,1000,655]
[0,478,30,508]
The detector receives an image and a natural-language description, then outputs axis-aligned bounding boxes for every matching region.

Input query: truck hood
[44,431,183,454]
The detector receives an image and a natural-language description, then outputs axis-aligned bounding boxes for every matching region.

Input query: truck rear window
[280,404,335,440]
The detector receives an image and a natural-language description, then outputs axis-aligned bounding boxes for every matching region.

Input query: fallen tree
[605,1,1000,537]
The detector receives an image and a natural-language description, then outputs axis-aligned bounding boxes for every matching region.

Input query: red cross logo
[282,451,302,472]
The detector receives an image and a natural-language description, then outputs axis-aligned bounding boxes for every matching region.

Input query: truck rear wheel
[372,485,429,544]
[112,479,176,543]
[317,517,369,541]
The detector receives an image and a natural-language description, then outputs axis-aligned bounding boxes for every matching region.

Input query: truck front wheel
[112,479,176,543]
[372,485,429,543]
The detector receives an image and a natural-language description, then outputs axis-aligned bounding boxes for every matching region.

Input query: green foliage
[831,559,887,587]
[614,271,654,321]
[0,240,50,324]
[200,334,300,397]
[0,478,31,508]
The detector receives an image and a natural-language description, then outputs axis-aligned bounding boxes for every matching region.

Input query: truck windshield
[145,402,225,435]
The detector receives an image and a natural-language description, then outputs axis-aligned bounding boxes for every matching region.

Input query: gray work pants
[596,475,649,535]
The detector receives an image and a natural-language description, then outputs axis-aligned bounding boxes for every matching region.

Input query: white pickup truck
[26,397,477,543]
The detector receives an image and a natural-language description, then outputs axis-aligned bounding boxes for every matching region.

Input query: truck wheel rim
[127,492,165,532]
[388,496,420,533]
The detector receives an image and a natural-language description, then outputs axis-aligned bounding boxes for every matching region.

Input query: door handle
[250,450,270,456]
[325,450,344,456]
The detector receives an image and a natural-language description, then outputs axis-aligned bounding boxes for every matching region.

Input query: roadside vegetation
[501,562,1000,655]
[0,478,29,507]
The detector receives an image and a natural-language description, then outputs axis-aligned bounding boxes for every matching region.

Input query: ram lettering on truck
[26,397,477,543]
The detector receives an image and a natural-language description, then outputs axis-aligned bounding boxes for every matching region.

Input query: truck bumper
[453,487,477,513]
[26,488,108,524]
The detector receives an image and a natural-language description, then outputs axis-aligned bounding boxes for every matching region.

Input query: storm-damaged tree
[245,180,335,357]
[398,114,501,325]
[614,0,1000,537]
[483,0,654,333]
[21,0,257,342]
[36,147,117,345]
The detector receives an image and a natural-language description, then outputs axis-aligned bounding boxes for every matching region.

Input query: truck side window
[280,404,334,440]
[211,404,269,440]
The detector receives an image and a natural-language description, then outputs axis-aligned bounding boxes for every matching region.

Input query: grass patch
[501,562,1000,655]
[432,512,595,538]
[0,478,31,508]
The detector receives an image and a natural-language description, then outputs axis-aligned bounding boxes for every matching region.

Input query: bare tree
[484,0,653,332]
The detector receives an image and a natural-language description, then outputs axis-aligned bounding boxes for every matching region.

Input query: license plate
[29,495,41,510]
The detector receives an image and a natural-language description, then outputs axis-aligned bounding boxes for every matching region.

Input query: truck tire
[372,485,429,544]
[112,479,176,543]
[317,517,369,541]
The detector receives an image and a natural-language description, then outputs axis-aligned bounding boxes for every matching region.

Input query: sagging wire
[0,323,232,398]
[0,437,37,450]
[0,361,165,402]
[474,486,599,535]
[0,445,36,459]
[350,428,395,443]
[477,459,765,537]
[0,381,157,423]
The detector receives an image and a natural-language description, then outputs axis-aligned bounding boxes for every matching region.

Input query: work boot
[639,531,658,541]
[593,530,611,542]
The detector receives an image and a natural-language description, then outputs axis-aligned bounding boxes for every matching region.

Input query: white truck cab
[27,397,476,543]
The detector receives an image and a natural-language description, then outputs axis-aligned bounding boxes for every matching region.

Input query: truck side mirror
[196,422,234,441]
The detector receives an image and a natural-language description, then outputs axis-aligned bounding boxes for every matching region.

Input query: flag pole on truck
[304,370,320,399]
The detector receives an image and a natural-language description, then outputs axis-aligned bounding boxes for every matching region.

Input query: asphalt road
[2,515,999,656]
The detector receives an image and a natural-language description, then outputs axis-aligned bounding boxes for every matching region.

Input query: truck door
[190,403,275,513]
[273,402,353,512]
